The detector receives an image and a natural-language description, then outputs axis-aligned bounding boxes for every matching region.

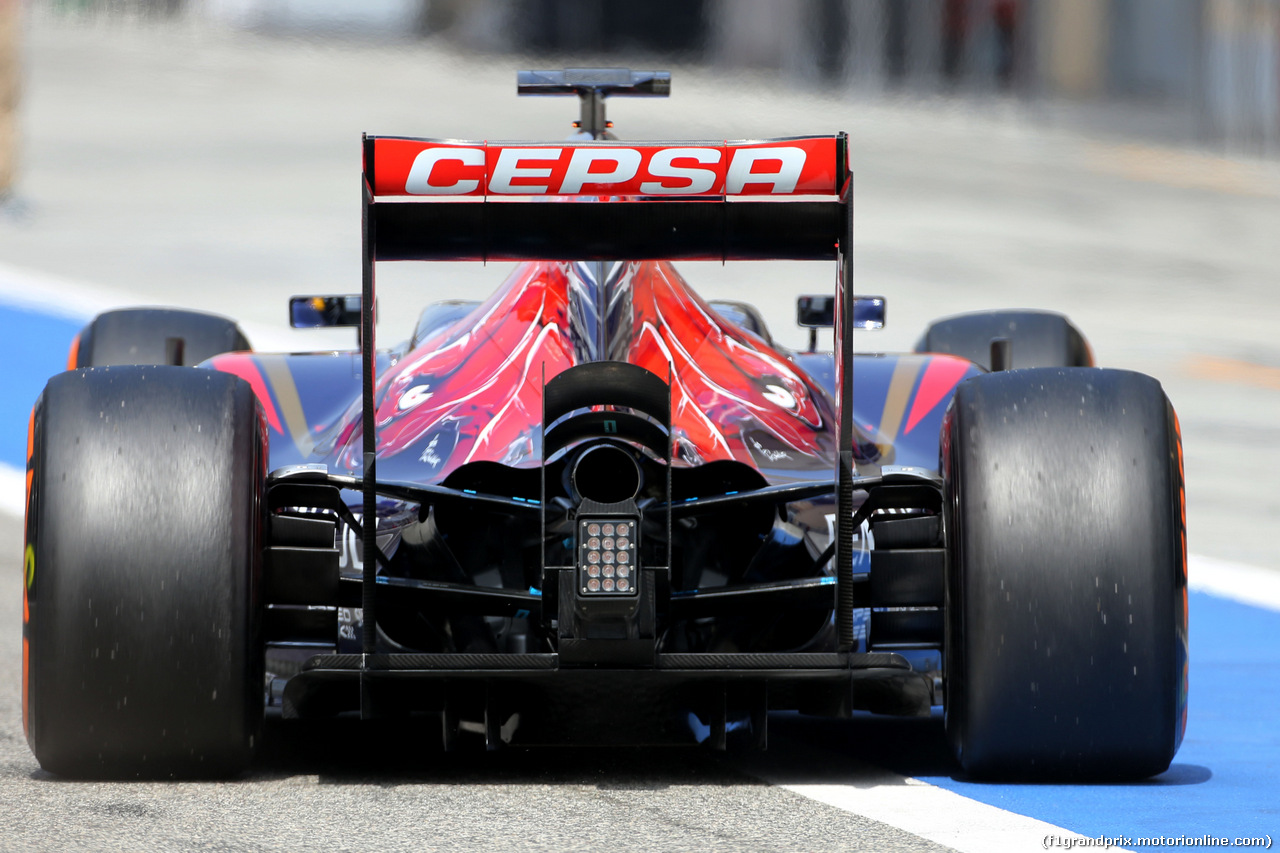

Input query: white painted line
[1188,553,1280,613]
[779,777,1092,853]
[0,464,24,520]
[0,259,319,352]
[765,551,1280,852]
[0,260,123,322]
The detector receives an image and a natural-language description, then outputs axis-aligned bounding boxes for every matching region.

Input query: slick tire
[917,310,1091,371]
[25,366,266,778]
[71,308,252,367]
[943,367,1187,780]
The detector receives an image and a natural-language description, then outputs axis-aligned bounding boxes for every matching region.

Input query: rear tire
[72,308,252,367]
[917,310,1091,370]
[943,367,1186,779]
[25,366,266,778]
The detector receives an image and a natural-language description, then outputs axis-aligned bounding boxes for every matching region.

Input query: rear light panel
[579,518,638,595]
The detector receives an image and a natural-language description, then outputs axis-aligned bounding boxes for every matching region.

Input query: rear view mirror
[796,295,885,331]
[852,297,886,330]
[797,295,885,351]
[796,295,834,328]
[290,295,363,329]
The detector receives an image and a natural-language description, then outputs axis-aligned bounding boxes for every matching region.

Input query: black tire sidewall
[27,367,265,778]
[944,367,1184,780]
[920,310,1091,371]
[75,309,251,368]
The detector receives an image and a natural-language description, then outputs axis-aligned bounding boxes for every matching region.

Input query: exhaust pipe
[571,444,641,504]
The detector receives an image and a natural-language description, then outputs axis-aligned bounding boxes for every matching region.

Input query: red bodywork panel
[206,263,981,485]
[336,260,836,484]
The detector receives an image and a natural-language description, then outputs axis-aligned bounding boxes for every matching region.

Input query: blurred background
[35,0,1280,155]
[1,0,1278,568]
[0,7,1275,844]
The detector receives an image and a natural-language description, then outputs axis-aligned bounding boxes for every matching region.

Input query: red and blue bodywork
[188,119,1167,749]
[193,130,988,739]
[209,259,979,605]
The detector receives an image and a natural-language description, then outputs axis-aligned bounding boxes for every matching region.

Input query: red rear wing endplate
[355,134,861,658]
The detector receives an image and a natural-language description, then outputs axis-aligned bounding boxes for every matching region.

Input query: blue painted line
[1,305,81,468]
[911,591,1279,840]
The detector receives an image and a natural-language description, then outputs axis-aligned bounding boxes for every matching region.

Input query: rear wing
[363,135,847,261]
[355,135,862,652]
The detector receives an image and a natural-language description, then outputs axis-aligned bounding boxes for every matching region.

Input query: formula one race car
[22,69,1187,781]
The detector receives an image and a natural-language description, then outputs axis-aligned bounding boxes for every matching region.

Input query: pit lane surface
[0,508,956,852]
[1,13,1279,852]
